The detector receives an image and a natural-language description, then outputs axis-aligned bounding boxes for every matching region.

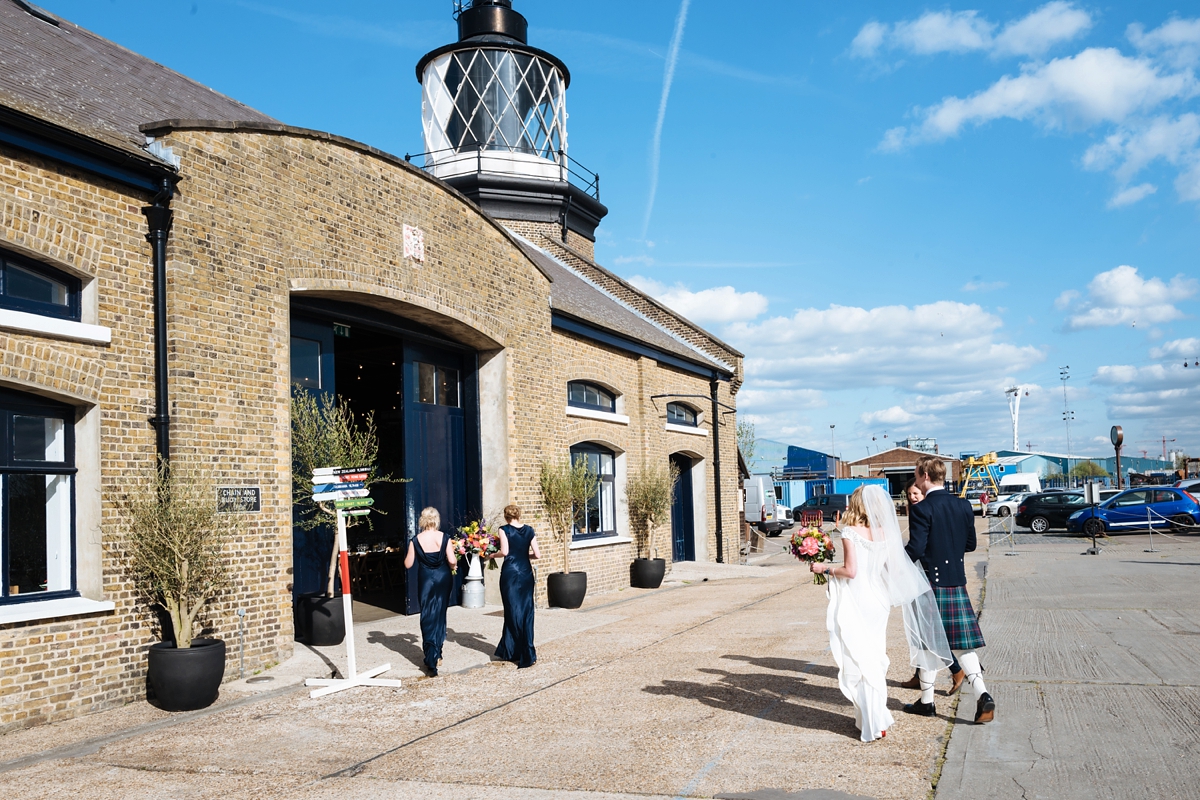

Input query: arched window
[666,402,697,427]
[0,388,76,604]
[570,443,615,539]
[567,381,615,413]
[0,248,80,321]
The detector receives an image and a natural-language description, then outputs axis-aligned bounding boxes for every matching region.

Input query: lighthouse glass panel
[422,48,566,180]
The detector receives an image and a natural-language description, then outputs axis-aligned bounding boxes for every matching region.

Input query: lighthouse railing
[404,144,601,201]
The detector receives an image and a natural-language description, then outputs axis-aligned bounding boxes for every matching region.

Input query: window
[0,249,80,321]
[1152,490,1178,504]
[666,402,697,427]
[567,381,614,413]
[290,337,324,390]
[0,389,75,604]
[570,443,615,539]
[417,363,460,407]
[1113,491,1150,507]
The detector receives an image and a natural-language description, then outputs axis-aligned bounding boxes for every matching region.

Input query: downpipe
[142,177,176,462]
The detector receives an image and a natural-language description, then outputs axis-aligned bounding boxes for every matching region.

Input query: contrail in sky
[641,0,691,239]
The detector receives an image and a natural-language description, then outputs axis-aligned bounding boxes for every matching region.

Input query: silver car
[986,492,1030,517]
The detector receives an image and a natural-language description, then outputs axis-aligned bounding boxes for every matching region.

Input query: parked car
[964,488,996,514]
[985,492,1030,517]
[1098,488,1121,503]
[999,472,1041,495]
[745,475,792,536]
[1175,478,1200,494]
[794,493,849,523]
[1015,492,1089,533]
[1067,487,1200,536]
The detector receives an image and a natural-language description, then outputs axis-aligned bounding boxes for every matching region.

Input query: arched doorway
[290,297,483,615]
[670,453,695,562]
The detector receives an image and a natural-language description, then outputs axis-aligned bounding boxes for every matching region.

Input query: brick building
[844,447,962,495]
[0,0,741,731]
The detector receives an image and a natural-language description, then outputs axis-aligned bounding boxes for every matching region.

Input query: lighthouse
[416,0,608,253]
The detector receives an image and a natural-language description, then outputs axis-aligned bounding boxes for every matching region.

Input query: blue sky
[43,0,1200,463]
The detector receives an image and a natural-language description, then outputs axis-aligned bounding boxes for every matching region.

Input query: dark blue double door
[290,311,477,614]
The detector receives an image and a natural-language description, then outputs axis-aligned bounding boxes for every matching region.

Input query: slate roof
[0,0,276,156]
[514,238,732,375]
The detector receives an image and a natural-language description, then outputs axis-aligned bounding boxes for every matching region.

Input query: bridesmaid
[404,507,456,676]
[494,504,539,668]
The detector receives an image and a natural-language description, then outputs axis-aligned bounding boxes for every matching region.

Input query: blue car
[1067,487,1200,536]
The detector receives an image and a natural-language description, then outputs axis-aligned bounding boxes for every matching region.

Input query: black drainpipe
[143,178,175,463]
[710,376,724,563]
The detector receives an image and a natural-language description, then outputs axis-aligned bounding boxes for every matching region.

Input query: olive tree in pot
[628,461,679,589]
[120,461,237,712]
[539,458,597,609]
[290,387,391,645]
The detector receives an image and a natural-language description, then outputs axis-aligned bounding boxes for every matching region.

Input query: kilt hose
[933,585,986,651]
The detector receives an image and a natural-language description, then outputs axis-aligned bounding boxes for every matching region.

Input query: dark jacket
[905,489,976,588]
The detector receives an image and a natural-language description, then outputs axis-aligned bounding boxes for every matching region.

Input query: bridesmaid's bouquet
[455,520,502,570]
[790,527,836,584]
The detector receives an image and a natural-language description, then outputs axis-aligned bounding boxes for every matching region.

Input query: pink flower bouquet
[789,527,836,584]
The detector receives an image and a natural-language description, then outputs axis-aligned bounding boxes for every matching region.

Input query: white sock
[956,650,987,697]
[918,669,936,704]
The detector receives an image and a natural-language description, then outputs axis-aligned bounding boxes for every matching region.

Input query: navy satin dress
[414,531,452,675]
[495,524,537,668]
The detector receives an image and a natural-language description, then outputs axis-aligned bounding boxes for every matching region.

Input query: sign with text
[217,486,261,513]
[312,488,370,502]
[313,481,365,495]
[335,497,375,509]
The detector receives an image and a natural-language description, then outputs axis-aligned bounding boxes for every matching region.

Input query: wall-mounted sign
[217,486,261,513]
[333,323,351,338]
[403,224,425,262]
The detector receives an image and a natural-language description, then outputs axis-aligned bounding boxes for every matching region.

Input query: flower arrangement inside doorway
[790,527,835,585]
[454,520,501,570]
[627,461,679,589]
[539,457,598,608]
[118,460,240,711]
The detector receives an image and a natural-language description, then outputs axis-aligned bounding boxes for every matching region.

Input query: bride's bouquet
[790,527,836,584]
[455,520,501,569]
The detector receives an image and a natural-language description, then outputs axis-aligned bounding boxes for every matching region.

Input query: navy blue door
[671,454,695,562]
[290,318,337,598]
[403,343,469,612]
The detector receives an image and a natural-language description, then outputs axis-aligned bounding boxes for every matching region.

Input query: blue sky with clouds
[44,0,1200,462]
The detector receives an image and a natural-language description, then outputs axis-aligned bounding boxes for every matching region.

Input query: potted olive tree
[120,461,237,712]
[290,387,388,645]
[539,458,596,609]
[628,461,679,589]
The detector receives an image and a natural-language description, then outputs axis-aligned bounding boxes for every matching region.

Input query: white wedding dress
[823,485,953,743]
[826,525,894,742]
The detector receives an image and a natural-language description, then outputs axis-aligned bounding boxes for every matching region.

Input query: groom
[902,455,995,723]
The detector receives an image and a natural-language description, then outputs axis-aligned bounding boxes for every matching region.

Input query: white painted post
[337,508,357,678]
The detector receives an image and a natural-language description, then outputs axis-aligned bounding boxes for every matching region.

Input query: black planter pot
[297,594,345,646]
[547,571,587,609]
[630,558,666,589]
[147,638,226,712]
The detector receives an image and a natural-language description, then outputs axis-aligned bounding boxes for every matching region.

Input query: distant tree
[737,419,757,464]
[1070,460,1109,478]
[1175,452,1191,471]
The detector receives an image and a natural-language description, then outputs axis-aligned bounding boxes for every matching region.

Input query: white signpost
[304,467,403,698]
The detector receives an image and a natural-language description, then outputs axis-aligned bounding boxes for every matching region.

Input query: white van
[999,472,1041,495]
[744,475,792,536]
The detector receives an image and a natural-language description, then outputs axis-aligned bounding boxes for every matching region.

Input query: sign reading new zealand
[217,486,262,513]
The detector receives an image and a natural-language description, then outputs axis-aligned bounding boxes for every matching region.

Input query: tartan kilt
[934,585,986,650]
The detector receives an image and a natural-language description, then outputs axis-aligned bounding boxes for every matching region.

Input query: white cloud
[886,48,1195,149]
[628,276,768,324]
[1107,182,1158,207]
[1128,17,1200,69]
[852,3,1092,60]
[613,254,656,267]
[1150,337,1200,359]
[1091,361,1200,433]
[1063,265,1198,330]
[963,280,1007,291]
[1055,289,1080,309]
[1082,114,1200,204]
[860,406,920,426]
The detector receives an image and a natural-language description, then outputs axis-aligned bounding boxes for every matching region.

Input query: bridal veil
[861,485,953,672]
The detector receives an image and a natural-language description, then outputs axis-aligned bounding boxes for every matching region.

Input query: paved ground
[938,527,1200,800]
[3,522,1195,799]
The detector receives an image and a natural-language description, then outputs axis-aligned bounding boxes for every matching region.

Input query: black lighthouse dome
[415,0,606,243]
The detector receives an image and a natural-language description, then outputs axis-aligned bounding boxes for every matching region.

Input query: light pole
[1060,366,1074,484]
[830,424,836,458]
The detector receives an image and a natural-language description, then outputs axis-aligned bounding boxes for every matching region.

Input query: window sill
[0,309,111,345]
[0,596,115,626]
[666,422,708,437]
[566,406,629,425]
[570,535,633,550]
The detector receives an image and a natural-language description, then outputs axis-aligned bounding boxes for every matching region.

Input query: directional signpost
[304,466,402,698]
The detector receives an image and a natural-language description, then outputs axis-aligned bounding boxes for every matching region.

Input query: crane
[1136,436,1176,463]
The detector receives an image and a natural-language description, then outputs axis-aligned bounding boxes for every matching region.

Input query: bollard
[1144,510,1159,553]
[237,608,246,679]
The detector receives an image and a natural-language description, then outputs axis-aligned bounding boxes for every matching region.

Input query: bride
[810,485,952,742]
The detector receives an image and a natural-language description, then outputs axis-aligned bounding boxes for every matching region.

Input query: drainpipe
[710,377,724,563]
[142,177,175,463]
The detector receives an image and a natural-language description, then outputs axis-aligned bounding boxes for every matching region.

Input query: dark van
[793,494,849,523]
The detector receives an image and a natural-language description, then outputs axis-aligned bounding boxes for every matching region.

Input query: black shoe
[975,692,995,723]
[899,669,921,690]
[902,700,936,717]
